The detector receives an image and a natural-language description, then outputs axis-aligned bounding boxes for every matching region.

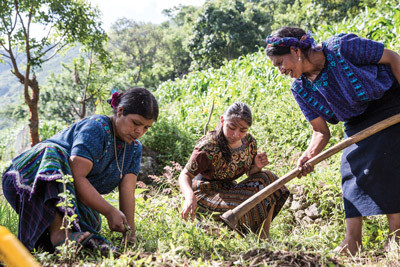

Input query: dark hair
[108,87,159,121]
[266,27,309,57]
[213,102,252,161]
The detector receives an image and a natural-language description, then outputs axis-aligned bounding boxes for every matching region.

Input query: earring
[298,56,301,61]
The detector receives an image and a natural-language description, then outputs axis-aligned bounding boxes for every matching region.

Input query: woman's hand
[123,230,137,245]
[254,152,269,169]
[297,154,314,178]
[106,208,128,233]
[181,194,197,221]
[178,168,197,221]
[296,117,330,178]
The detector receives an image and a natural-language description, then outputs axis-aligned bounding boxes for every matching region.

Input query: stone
[304,203,319,219]
[290,200,302,211]
[137,146,158,184]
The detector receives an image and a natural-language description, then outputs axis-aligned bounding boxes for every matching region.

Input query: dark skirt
[341,81,400,218]
[192,170,289,233]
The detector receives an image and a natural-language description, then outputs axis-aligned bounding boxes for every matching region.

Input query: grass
[0,160,399,266]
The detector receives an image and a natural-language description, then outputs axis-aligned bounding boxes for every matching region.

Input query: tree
[271,0,377,31]
[187,0,271,70]
[40,53,111,124]
[108,19,163,89]
[154,5,200,81]
[0,0,108,146]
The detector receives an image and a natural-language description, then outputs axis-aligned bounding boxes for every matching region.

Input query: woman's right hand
[106,208,128,233]
[181,194,197,221]
[297,154,314,178]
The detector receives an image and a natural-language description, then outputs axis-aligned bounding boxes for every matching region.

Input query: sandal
[54,232,119,255]
[54,232,93,247]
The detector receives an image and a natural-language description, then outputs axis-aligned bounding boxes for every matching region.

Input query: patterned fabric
[291,33,395,124]
[44,115,142,194]
[185,133,257,181]
[2,162,104,251]
[266,32,321,51]
[185,132,289,234]
[193,171,289,233]
[2,115,142,250]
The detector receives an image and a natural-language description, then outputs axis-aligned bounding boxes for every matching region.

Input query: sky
[89,0,206,31]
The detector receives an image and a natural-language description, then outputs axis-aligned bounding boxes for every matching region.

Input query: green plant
[39,120,67,141]
[140,119,196,170]
[55,174,80,264]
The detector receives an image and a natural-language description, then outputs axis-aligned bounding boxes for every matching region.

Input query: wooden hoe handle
[220,113,400,233]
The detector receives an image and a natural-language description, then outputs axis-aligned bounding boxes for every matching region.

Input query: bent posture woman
[179,102,289,238]
[266,27,400,255]
[2,87,158,252]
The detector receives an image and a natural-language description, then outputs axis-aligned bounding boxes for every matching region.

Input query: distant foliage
[270,0,373,31]
[188,0,271,70]
[152,0,399,169]
[316,0,400,51]
[41,54,113,124]
[154,50,343,169]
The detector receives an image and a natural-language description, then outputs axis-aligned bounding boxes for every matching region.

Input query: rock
[304,203,319,219]
[302,216,314,225]
[137,146,158,184]
[290,195,308,210]
[294,210,305,223]
[138,156,158,184]
[290,200,302,211]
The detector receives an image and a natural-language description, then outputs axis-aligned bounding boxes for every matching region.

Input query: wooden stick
[220,113,400,232]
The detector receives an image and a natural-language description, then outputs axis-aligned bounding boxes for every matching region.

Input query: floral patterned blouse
[185,132,257,181]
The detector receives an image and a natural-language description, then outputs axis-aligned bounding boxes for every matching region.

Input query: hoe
[220,113,400,236]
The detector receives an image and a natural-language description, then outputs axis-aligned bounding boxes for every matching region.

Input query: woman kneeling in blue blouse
[266,27,400,255]
[2,87,158,253]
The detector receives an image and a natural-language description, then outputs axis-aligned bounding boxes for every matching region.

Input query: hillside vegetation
[0,0,400,266]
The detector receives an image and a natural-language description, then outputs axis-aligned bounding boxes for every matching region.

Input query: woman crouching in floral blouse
[178,102,289,238]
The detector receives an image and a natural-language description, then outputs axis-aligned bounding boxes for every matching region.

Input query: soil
[237,248,343,266]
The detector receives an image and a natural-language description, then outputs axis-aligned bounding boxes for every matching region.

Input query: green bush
[39,120,68,141]
[141,119,196,170]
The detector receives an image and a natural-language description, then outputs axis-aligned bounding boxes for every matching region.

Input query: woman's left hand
[254,152,269,169]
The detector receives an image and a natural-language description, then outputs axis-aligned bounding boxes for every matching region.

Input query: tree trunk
[25,78,40,146]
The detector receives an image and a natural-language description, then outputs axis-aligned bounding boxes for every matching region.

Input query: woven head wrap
[266,31,322,51]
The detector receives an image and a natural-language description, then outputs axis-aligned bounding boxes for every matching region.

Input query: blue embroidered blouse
[43,115,142,194]
[291,33,396,124]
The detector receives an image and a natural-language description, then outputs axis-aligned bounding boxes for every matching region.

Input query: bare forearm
[379,49,400,84]
[390,62,400,85]
[248,165,262,176]
[179,170,194,199]
[74,177,114,216]
[304,130,330,158]
[120,189,135,233]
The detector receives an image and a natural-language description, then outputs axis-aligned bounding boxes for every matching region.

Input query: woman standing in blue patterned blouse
[266,27,400,255]
[2,87,158,253]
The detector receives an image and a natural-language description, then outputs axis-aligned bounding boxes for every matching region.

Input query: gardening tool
[220,113,400,234]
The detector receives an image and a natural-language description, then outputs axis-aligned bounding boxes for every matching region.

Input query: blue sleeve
[291,84,319,122]
[339,33,384,65]
[70,119,107,163]
[127,141,142,176]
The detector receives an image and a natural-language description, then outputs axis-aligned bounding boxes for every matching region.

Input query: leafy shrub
[140,119,196,170]
[39,120,67,141]
[155,50,344,174]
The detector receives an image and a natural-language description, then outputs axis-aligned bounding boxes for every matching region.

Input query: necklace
[112,120,126,179]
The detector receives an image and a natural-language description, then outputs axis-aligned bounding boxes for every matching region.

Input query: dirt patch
[239,248,343,266]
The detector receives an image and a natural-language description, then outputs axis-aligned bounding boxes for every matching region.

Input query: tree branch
[33,40,69,64]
